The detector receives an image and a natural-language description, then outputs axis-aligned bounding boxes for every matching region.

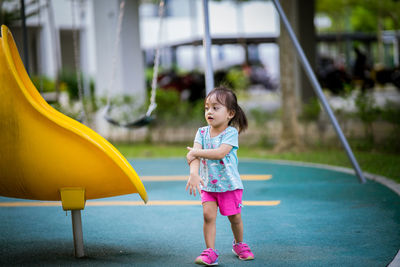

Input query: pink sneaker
[232,241,254,260]
[195,248,219,266]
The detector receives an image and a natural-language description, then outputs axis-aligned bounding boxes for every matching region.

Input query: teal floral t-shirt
[194,126,244,192]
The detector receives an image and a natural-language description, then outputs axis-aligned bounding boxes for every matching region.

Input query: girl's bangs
[206,90,228,107]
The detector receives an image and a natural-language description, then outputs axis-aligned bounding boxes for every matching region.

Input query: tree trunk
[274,0,303,152]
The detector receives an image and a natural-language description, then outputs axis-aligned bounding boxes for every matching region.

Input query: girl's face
[205,94,234,130]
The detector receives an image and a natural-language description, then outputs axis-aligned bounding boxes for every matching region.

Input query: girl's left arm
[187,144,232,160]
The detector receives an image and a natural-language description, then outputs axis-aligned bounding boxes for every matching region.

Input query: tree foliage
[316,0,400,32]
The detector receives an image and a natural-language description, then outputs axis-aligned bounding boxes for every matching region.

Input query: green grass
[114,143,400,183]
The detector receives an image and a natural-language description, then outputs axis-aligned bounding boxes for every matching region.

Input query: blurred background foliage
[317,0,400,33]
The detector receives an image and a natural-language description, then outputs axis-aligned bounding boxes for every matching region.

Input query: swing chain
[147,0,165,117]
[107,0,164,119]
[71,0,87,123]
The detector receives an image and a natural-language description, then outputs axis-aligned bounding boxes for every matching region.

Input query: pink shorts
[201,189,243,216]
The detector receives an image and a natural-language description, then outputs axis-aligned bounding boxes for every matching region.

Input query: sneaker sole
[195,258,219,266]
[232,249,255,261]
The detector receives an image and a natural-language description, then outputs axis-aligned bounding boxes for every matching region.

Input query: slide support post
[71,210,85,258]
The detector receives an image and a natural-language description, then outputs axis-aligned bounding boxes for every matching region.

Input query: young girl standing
[186,86,254,266]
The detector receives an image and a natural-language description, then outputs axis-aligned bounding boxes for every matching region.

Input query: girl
[186,86,254,266]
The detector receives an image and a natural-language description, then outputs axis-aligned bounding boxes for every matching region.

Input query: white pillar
[121,0,145,101]
[40,0,60,79]
[92,0,145,102]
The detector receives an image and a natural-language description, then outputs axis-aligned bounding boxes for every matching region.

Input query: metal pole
[272,0,366,184]
[20,0,30,75]
[71,210,85,258]
[202,0,214,95]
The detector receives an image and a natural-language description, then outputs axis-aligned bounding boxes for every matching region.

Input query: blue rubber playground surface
[1,159,399,266]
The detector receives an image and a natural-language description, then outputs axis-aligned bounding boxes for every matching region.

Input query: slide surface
[0,25,147,202]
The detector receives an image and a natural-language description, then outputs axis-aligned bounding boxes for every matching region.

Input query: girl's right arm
[185,142,204,196]
[186,144,232,161]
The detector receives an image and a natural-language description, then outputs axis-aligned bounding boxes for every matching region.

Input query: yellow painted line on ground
[242,175,273,181]
[0,200,280,207]
[141,174,272,181]
[243,201,280,206]
[87,200,280,206]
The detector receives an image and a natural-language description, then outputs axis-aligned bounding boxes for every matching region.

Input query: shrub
[59,69,80,100]
[248,108,277,147]
[380,101,400,153]
[249,108,277,127]
[300,97,321,122]
[154,89,204,127]
[226,67,250,92]
[102,94,147,124]
[31,75,56,92]
[354,90,380,142]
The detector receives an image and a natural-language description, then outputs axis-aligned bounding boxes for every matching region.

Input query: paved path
[1,159,399,266]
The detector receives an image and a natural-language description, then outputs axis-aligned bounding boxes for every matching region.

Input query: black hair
[206,86,248,133]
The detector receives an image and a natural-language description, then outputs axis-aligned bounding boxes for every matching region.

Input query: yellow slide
[0,25,147,204]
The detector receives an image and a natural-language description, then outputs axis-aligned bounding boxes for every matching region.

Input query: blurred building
[5,0,399,101]
[6,0,280,101]
[141,0,279,77]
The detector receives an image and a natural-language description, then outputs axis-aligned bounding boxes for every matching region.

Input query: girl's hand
[185,173,204,196]
[186,147,197,165]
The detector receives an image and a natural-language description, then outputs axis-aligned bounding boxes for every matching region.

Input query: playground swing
[103,0,165,128]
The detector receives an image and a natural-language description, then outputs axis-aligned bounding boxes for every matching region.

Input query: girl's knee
[203,202,217,223]
[203,211,217,223]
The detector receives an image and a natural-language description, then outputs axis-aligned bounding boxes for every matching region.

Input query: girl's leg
[228,213,243,243]
[202,201,218,249]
